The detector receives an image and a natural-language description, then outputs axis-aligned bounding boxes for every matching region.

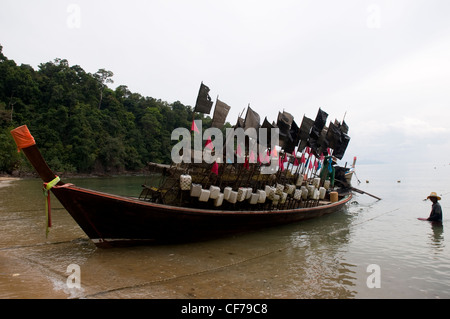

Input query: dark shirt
[428,202,443,222]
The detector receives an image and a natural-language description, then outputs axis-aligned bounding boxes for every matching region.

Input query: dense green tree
[0,45,227,175]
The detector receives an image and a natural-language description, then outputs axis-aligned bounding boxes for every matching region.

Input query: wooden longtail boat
[10,125,352,248]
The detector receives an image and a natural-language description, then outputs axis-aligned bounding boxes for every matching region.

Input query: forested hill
[0,45,224,174]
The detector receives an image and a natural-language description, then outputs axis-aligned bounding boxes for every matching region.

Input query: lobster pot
[313,177,321,189]
[245,188,253,200]
[319,187,326,200]
[228,191,238,204]
[267,187,276,200]
[209,186,220,199]
[294,189,302,200]
[307,185,316,198]
[272,194,280,205]
[249,193,259,205]
[301,188,309,200]
[180,175,192,190]
[280,192,288,204]
[257,190,266,203]
[190,184,202,197]
[285,184,295,195]
[275,183,284,195]
[223,187,232,200]
[296,174,304,187]
[214,193,224,207]
[323,180,331,190]
[330,191,339,203]
[237,187,247,202]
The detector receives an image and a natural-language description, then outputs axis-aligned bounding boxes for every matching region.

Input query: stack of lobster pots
[179,173,333,210]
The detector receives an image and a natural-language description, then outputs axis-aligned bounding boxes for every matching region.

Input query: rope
[84,248,283,298]
[83,204,403,298]
[43,176,60,238]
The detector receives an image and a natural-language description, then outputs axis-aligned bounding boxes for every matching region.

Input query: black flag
[258,117,274,149]
[326,121,342,151]
[309,108,328,155]
[194,83,213,114]
[244,106,261,130]
[284,120,299,154]
[333,133,350,160]
[297,115,314,151]
[277,112,291,149]
[211,99,231,129]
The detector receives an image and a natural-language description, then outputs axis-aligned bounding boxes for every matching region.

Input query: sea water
[0,162,449,299]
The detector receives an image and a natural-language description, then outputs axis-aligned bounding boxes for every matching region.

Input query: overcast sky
[1,0,450,165]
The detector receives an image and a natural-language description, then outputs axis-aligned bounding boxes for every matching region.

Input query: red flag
[191,120,199,133]
[211,161,219,175]
[271,148,278,157]
[279,156,285,171]
[309,158,313,170]
[301,153,306,164]
[205,136,213,150]
[237,144,242,157]
[264,152,270,164]
[292,150,299,166]
[249,150,256,163]
[244,157,250,170]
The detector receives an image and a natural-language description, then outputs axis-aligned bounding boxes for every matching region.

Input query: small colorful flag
[191,120,199,133]
[244,157,250,170]
[249,150,256,163]
[237,144,242,157]
[211,161,219,175]
[205,136,213,150]
[301,153,306,164]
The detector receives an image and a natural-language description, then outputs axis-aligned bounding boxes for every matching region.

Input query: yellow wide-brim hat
[427,192,441,200]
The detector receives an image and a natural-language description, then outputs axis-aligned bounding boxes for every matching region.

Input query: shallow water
[1,162,449,299]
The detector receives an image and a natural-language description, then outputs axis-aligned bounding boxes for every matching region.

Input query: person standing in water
[427,192,443,222]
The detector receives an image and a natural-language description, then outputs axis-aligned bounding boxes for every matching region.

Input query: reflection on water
[1,162,450,299]
[429,223,444,251]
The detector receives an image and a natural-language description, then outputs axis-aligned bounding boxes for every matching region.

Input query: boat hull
[52,185,352,247]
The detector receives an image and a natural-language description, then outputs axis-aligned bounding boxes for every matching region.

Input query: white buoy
[257,190,266,203]
[319,187,326,200]
[245,187,253,199]
[199,189,210,202]
[190,184,202,197]
[214,193,224,207]
[228,191,238,204]
[209,186,220,199]
[223,187,232,200]
[249,193,259,204]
